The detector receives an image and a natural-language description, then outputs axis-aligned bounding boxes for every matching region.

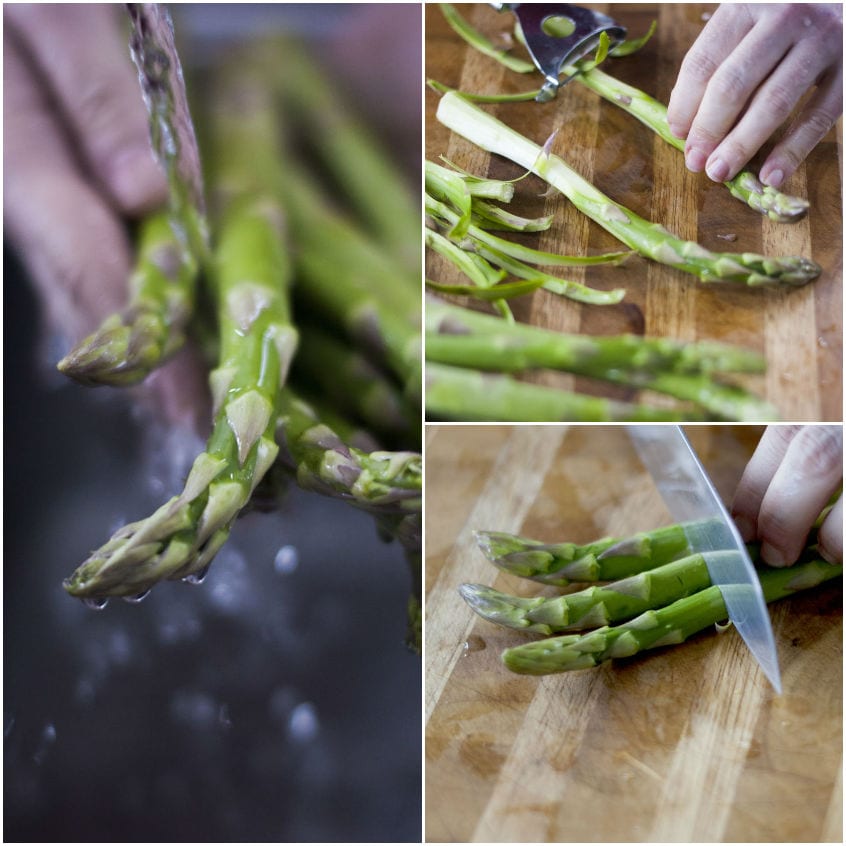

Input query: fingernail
[706,157,729,182]
[760,542,788,567]
[762,169,784,189]
[109,146,167,213]
[685,146,707,172]
[668,122,686,139]
[732,514,755,543]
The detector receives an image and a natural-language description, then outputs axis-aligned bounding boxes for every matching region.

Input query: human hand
[731,426,842,567]
[666,4,842,189]
[4,4,209,429]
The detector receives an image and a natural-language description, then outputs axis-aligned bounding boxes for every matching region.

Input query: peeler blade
[495,4,627,101]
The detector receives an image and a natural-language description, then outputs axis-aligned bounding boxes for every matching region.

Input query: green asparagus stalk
[275,161,421,398]
[274,389,421,519]
[437,4,810,223]
[475,521,699,586]
[501,558,842,674]
[58,6,208,385]
[426,362,698,422]
[57,210,197,385]
[461,550,719,633]
[63,65,297,600]
[427,298,764,376]
[436,92,820,286]
[292,325,417,443]
[426,298,775,421]
[262,37,420,276]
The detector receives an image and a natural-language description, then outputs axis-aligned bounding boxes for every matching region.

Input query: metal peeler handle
[494,3,627,102]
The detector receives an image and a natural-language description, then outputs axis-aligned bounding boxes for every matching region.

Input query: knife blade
[628,425,782,694]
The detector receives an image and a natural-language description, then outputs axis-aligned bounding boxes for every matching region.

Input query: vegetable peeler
[493,3,627,102]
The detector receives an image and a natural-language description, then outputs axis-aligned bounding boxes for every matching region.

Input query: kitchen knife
[628,425,782,694]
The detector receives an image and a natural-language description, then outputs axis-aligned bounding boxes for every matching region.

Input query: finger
[666,5,754,141]
[685,20,794,176]
[6,4,167,215]
[757,426,843,566]
[759,64,843,188]
[704,40,836,183]
[4,33,131,341]
[817,496,843,566]
[731,425,802,541]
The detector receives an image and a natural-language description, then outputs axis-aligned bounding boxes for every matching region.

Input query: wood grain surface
[424,425,842,842]
[424,4,843,422]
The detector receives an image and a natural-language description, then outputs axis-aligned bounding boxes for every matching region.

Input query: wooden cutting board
[425,4,842,421]
[425,425,842,842]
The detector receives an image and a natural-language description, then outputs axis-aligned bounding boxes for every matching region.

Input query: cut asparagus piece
[475,521,700,585]
[57,210,197,386]
[501,559,842,674]
[461,550,717,633]
[436,92,820,286]
[426,362,697,422]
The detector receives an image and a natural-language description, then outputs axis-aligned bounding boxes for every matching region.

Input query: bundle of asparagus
[461,521,841,675]
[58,12,422,650]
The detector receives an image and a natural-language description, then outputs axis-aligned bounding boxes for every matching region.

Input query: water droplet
[33,722,57,765]
[274,544,299,575]
[123,589,151,604]
[288,702,319,744]
[463,634,486,654]
[182,565,210,585]
[83,597,109,611]
[170,690,217,729]
[218,704,232,730]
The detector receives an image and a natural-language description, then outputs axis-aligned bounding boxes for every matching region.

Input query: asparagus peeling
[436,91,820,287]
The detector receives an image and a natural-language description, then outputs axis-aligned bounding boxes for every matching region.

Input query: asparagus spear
[461,550,719,633]
[292,326,417,443]
[501,558,842,674]
[436,4,809,222]
[436,92,820,286]
[57,210,197,386]
[475,521,699,585]
[274,389,421,519]
[426,362,696,422]
[58,6,207,385]
[64,63,297,600]
[426,298,776,421]
[257,36,420,277]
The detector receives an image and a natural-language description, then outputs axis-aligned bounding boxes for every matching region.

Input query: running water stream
[126,3,209,259]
